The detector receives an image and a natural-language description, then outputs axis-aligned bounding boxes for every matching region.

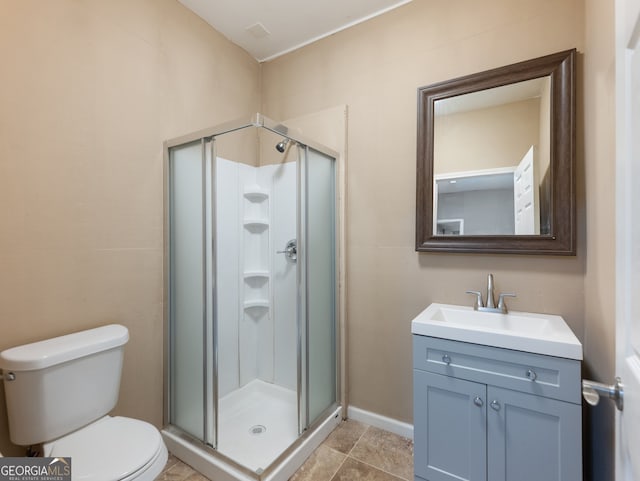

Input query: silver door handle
[582,377,624,411]
[490,400,501,411]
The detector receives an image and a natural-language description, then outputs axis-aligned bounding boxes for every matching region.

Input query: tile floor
[158,420,414,481]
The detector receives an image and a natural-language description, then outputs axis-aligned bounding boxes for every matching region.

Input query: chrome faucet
[486,273,496,308]
[466,274,516,314]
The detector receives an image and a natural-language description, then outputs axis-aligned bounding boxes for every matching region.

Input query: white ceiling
[178,0,413,62]
[436,172,515,194]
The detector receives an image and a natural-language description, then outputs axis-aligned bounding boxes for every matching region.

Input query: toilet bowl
[45,416,167,481]
[0,325,168,481]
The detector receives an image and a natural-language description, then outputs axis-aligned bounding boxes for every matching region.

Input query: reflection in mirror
[415,49,576,255]
[433,77,551,236]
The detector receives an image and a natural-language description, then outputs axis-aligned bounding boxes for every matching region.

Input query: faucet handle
[497,293,516,313]
[466,290,484,310]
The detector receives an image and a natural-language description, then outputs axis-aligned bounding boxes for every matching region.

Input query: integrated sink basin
[411,303,582,360]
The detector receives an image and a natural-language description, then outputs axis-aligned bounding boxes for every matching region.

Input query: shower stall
[162,114,342,481]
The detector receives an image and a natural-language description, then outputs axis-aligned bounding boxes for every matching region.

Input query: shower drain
[249,425,267,435]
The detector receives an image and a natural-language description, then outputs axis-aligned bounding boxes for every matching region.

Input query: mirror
[416,49,576,255]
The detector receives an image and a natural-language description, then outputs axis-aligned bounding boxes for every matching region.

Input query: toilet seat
[46,416,168,481]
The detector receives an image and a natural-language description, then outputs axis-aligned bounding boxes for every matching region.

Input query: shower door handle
[277,239,297,263]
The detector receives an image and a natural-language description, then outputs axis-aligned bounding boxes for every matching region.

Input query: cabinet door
[487,386,582,481]
[414,370,487,481]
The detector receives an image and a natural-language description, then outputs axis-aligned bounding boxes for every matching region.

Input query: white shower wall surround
[215,157,297,398]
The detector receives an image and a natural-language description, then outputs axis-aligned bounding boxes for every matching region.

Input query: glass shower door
[299,146,337,430]
[168,140,207,441]
[168,139,216,448]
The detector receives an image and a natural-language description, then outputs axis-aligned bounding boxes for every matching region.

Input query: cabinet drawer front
[413,336,581,404]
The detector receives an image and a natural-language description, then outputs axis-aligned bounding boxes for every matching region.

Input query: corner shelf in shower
[243,219,269,229]
[243,300,270,309]
[243,187,269,202]
[242,180,271,320]
[243,270,270,279]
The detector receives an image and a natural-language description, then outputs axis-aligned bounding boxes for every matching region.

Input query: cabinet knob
[526,369,537,381]
[473,396,484,407]
[442,354,452,365]
[490,400,501,411]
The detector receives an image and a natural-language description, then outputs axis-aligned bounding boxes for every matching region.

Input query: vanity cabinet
[413,335,582,481]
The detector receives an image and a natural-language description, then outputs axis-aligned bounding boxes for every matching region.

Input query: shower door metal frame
[297,143,340,435]
[163,113,342,480]
[296,143,308,436]
[205,138,218,449]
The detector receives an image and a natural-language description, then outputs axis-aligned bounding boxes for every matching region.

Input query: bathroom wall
[583,0,616,478]
[262,0,615,477]
[268,162,298,391]
[438,189,515,235]
[262,0,587,422]
[215,157,242,398]
[538,79,552,182]
[237,160,298,391]
[0,0,259,455]
[434,98,541,175]
[214,156,298,397]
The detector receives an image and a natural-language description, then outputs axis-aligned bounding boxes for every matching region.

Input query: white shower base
[163,380,341,481]
[218,380,297,472]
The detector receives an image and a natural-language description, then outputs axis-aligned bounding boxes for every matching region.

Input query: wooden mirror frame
[416,49,576,255]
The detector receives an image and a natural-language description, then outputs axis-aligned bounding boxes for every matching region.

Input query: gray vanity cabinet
[414,370,487,480]
[486,386,582,481]
[413,335,582,481]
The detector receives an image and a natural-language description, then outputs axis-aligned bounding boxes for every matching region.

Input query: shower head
[275,138,290,153]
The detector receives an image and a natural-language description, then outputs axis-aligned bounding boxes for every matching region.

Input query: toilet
[0,325,168,481]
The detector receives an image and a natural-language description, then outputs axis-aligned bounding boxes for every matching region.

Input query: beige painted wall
[583,0,616,478]
[262,1,617,477]
[262,0,587,424]
[539,78,552,179]
[434,98,541,175]
[0,0,259,455]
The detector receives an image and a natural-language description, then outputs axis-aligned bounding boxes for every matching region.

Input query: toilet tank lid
[0,324,129,371]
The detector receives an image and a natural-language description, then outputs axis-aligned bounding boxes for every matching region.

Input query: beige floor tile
[184,472,212,481]
[330,457,405,481]
[323,419,368,454]
[163,455,181,471]
[289,444,347,481]
[349,427,413,480]
[157,460,198,481]
[160,423,414,481]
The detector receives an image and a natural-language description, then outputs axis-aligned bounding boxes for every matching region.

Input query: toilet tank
[0,324,129,446]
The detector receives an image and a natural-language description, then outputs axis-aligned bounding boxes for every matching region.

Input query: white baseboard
[347,406,414,440]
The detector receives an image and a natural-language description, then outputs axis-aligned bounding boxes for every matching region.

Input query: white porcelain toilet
[0,325,168,481]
